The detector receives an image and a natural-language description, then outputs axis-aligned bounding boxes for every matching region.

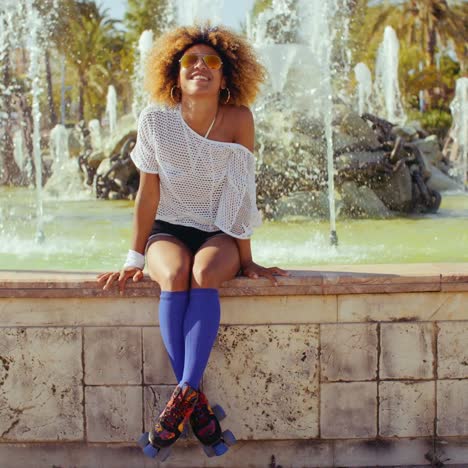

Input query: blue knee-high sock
[158,290,189,383]
[181,288,221,389]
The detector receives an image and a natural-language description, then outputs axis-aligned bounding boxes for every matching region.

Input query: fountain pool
[1,187,467,271]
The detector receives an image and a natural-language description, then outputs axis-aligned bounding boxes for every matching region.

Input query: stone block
[85,386,142,442]
[320,323,377,381]
[84,327,141,385]
[143,385,175,430]
[0,328,83,441]
[204,325,320,440]
[380,323,434,379]
[220,296,337,324]
[438,322,468,378]
[0,297,158,327]
[438,380,468,436]
[379,381,435,437]
[338,292,468,322]
[334,438,432,467]
[320,382,377,438]
[143,328,177,385]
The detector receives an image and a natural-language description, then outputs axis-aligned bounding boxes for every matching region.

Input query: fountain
[374,26,406,124]
[106,85,117,138]
[176,0,224,25]
[354,62,373,116]
[0,0,467,271]
[26,0,45,242]
[447,77,468,186]
[132,30,154,121]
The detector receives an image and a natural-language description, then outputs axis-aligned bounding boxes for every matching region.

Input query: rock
[412,135,443,165]
[426,164,462,192]
[372,163,413,212]
[96,157,112,177]
[340,182,392,218]
[391,125,418,141]
[336,111,381,150]
[336,151,387,170]
[86,151,106,170]
[274,191,330,219]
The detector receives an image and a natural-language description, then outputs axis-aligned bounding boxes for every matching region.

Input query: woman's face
[178,44,225,101]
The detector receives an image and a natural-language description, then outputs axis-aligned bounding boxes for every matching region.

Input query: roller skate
[190,390,237,457]
[138,383,198,461]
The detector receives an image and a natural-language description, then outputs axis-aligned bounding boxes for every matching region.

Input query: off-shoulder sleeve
[214,147,262,239]
[130,107,159,174]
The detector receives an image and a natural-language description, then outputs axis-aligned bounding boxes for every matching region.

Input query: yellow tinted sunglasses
[179,54,223,70]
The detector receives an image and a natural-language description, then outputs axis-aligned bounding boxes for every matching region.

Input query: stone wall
[1,266,468,467]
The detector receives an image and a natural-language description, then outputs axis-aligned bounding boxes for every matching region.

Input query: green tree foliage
[124,0,173,44]
[49,0,132,122]
[351,0,467,72]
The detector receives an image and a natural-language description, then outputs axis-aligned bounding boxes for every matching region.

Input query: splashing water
[132,30,153,121]
[374,26,405,124]
[449,77,468,186]
[354,62,373,115]
[106,85,117,137]
[176,0,224,26]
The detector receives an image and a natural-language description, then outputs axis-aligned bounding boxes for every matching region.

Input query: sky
[99,0,255,30]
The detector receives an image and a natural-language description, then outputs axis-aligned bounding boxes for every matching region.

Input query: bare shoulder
[224,104,253,124]
[223,105,254,151]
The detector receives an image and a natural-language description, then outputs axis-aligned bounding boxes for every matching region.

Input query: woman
[97,24,288,459]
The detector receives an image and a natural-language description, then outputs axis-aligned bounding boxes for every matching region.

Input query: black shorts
[145,220,226,255]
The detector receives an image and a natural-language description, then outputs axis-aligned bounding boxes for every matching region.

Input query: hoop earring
[170,85,180,103]
[221,87,230,104]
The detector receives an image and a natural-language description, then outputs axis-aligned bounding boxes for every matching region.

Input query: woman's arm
[131,171,160,253]
[233,107,289,285]
[97,171,160,293]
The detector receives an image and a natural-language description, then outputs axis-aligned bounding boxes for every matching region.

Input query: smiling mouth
[190,75,210,81]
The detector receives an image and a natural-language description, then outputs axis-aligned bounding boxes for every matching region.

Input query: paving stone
[85,386,142,442]
[379,381,435,437]
[321,323,377,381]
[84,327,141,385]
[321,382,377,438]
[204,324,320,440]
[380,322,434,379]
[0,327,83,441]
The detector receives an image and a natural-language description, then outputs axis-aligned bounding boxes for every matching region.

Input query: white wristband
[123,249,145,270]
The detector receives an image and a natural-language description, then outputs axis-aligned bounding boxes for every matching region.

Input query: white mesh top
[130,105,262,239]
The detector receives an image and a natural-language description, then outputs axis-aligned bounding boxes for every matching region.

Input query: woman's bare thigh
[146,235,193,291]
[191,234,240,289]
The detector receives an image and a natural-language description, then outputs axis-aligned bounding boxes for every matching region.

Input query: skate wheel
[203,444,216,458]
[213,441,229,456]
[212,404,226,421]
[222,429,237,446]
[142,443,159,458]
[138,432,149,449]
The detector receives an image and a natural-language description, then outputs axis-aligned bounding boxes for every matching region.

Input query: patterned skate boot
[190,390,237,457]
[138,383,198,461]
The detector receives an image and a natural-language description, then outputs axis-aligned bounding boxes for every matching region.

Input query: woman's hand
[96,267,144,295]
[241,260,289,286]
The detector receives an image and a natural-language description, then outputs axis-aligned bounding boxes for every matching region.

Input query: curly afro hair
[145,24,267,108]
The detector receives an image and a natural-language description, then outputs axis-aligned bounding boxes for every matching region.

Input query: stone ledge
[1,263,467,298]
[0,437,467,467]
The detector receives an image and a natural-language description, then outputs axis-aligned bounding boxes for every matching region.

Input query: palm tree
[52,1,118,121]
[352,0,466,71]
